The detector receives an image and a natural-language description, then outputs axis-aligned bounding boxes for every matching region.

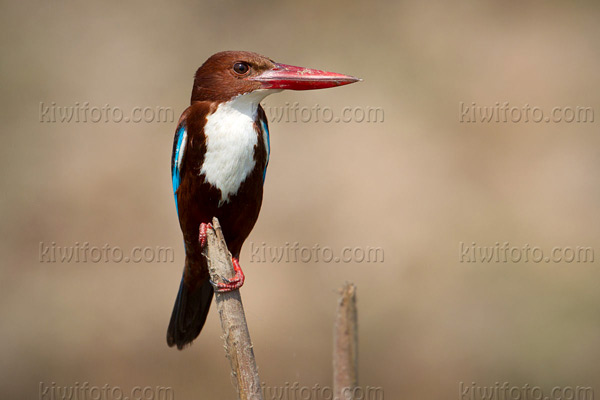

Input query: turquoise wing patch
[171,123,187,212]
[260,118,270,182]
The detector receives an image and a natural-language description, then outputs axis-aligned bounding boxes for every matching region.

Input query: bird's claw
[210,257,245,293]
[199,222,213,248]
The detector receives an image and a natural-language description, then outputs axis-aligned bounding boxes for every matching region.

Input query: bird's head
[191,51,360,103]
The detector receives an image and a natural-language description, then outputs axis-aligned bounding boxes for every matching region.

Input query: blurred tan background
[2,1,599,399]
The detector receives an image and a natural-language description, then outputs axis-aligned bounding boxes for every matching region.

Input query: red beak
[250,63,360,90]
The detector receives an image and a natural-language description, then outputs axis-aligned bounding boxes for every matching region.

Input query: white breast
[201,90,273,205]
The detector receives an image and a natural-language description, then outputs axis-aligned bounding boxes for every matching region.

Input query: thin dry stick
[204,217,263,400]
[333,282,358,400]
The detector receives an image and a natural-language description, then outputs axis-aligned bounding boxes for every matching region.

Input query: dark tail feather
[167,276,214,349]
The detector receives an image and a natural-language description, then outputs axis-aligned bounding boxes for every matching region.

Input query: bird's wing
[257,106,270,182]
[171,122,188,213]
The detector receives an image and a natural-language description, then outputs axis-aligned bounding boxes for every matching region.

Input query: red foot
[198,222,213,248]
[213,257,245,293]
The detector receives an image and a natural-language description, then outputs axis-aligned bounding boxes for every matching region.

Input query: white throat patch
[201,90,275,205]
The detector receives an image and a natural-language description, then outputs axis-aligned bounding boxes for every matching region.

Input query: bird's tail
[166,269,214,349]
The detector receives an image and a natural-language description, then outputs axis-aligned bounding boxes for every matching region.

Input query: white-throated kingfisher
[167,51,359,349]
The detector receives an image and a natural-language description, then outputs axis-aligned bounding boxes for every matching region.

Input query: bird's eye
[233,62,250,75]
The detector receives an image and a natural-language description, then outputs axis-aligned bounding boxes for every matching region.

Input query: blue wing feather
[171,123,187,213]
[260,118,270,182]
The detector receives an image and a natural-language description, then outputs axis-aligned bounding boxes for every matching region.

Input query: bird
[167,51,359,349]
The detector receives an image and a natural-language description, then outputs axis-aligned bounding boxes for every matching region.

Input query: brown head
[190,51,360,103]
